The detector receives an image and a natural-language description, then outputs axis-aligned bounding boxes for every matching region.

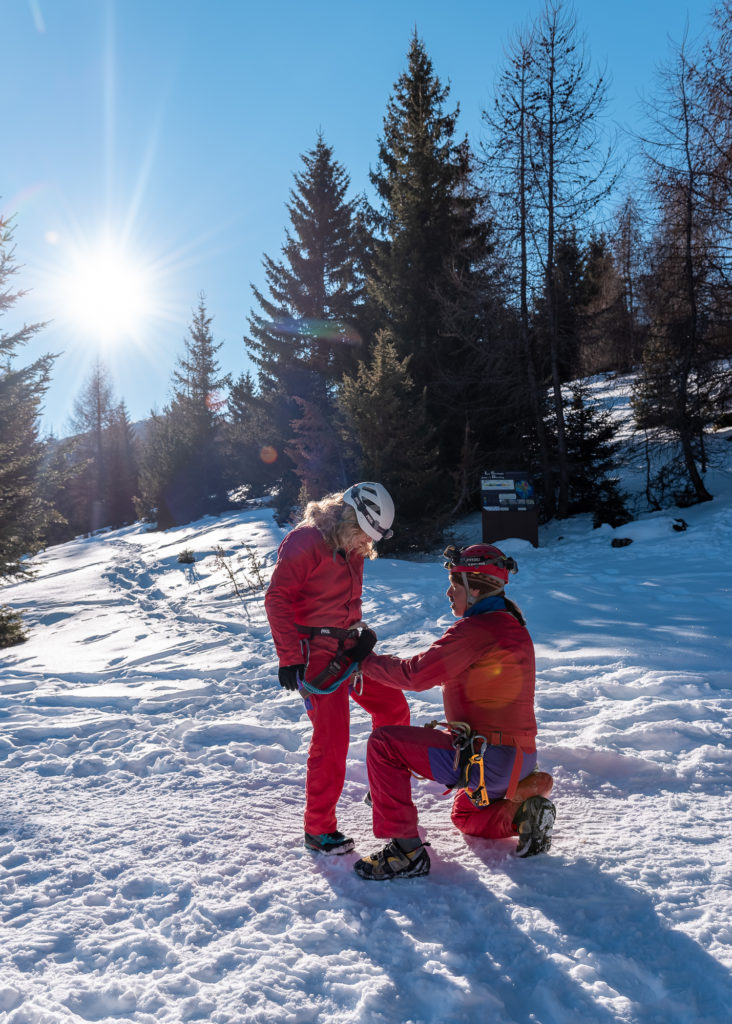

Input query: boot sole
[515,798,556,858]
[304,838,355,856]
[354,860,430,880]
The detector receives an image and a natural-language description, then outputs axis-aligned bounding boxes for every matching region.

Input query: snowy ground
[2,449,732,1023]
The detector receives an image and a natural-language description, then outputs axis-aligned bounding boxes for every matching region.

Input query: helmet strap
[461,572,479,607]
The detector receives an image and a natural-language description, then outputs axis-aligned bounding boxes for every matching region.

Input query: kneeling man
[355,544,555,880]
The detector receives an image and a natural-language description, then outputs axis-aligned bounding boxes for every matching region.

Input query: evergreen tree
[170,294,229,518]
[535,229,631,379]
[244,134,367,509]
[339,331,440,547]
[41,434,83,546]
[134,409,187,529]
[106,402,138,526]
[0,214,57,580]
[534,229,590,382]
[221,372,282,498]
[59,363,138,535]
[368,32,494,469]
[246,133,366,387]
[228,371,258,428]
[0,604,28,648]
[286,397,348,504]
[136,296,229,527]
[563,381,630,527]
[69,358,116,532]
[575,233,629,376]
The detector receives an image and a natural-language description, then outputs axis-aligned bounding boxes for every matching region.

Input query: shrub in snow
[0,605,28,648]
[213,544,269,602]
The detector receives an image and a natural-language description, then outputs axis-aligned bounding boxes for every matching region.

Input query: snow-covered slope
[1,454,732,1022]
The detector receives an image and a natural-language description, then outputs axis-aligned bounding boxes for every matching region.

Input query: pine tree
[246,133,366,388]
[286,397,347,504]
[339,331,440,547]
[0,214,57,580]
[574,233,628,376]
[134,409,187,529]
[171,294,229,518]
[106,402,138,526]
[69,358,116,532]
[368,33,494,465]
[564,381,630,527]
[534,229,590,382]
[244,134,367,509]
[136,296,229,527]
[221,372,280,498]
[58,363,139,534]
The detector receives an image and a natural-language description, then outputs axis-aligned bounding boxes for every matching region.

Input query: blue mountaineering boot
[303,830,355,855]
[514,796,556,857]
[354,839,430,880]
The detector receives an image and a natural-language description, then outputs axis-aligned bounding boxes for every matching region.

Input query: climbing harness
[426,719,536,806]
[296,622,369,696]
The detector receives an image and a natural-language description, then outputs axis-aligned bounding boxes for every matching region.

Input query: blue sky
[1,0,704,434]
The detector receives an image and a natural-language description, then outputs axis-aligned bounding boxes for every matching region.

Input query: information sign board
[481,471,538,547]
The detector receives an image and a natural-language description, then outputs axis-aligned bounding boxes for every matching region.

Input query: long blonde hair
[300,492,377,559]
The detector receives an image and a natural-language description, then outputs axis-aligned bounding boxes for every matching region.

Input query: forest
[2,0,731,614]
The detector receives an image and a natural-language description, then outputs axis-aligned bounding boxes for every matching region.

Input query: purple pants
[367,724,537,839]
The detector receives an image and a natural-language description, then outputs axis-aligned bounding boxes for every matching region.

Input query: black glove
[278,664,305,691]
[346,628,377,665]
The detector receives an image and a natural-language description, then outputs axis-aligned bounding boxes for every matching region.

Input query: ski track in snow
[1,465,732,1022]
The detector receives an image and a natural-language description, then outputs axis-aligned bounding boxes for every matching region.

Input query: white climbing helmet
[343,482,395,541]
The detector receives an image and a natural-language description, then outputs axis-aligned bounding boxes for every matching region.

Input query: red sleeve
[362,619,486,692]
[264,530,319,666]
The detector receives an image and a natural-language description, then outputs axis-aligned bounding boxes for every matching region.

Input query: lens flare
[206,391,226,412]
[260,446,278,464]
[272,318,362,347]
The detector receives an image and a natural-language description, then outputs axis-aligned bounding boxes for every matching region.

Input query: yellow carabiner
[464,747,491,808]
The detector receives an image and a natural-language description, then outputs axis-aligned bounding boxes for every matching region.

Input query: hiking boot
[354,840,431,880]
[304,830,355,856]
[514,796,556,857]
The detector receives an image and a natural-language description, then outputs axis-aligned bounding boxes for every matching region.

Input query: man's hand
[346,628,377,664]
[278,664,305,691]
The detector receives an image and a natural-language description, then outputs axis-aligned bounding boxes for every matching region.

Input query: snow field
[1,457,732,1022]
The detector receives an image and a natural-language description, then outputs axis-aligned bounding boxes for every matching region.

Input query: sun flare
[61,242,153,344]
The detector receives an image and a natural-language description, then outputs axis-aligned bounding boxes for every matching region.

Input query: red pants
[301,678,410,835]
[367,724,538,840]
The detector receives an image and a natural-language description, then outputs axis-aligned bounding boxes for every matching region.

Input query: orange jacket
[362,606,536,742]
[265,525,365,667]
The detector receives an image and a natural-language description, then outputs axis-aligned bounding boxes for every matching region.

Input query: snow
[2,450,732,1022]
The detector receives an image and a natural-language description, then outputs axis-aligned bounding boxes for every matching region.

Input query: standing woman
[265,483,410,855]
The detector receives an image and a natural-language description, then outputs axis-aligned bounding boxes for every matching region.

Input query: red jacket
[362,607,536,741]
[265,525,365,667]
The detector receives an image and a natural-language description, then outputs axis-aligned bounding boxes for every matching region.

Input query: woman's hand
[278,664,305,691]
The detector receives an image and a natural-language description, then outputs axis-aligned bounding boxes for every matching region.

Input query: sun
[61,240,154,345]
